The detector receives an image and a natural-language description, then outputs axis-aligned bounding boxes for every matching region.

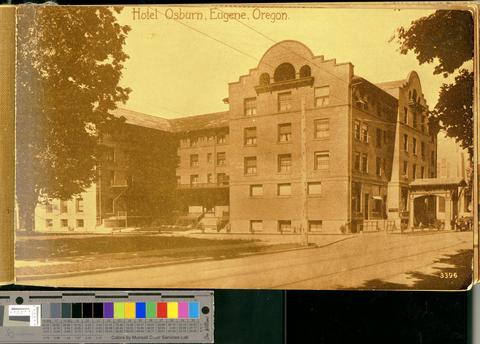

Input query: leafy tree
[394,10,474,157]
[16,6,131,230]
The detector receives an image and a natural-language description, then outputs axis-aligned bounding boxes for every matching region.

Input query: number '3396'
[439,272,458,279]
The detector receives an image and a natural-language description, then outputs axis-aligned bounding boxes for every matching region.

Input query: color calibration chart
[0,291,214,343]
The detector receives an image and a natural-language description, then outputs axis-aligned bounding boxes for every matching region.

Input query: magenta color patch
[178,302,189,318]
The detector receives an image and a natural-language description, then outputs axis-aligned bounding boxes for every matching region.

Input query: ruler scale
[0,291,214,343]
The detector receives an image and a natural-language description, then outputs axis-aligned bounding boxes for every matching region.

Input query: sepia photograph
[13,4,475,290]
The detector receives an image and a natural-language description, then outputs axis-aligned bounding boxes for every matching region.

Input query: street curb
[16,242,322,282]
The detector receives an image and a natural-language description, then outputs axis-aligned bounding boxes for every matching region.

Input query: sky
[115,5,466,120]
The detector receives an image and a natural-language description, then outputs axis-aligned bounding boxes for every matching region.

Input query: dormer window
[274,63,295,82]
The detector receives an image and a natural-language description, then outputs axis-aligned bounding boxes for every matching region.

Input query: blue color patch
[188,302,199,319]
[135,303,146,318]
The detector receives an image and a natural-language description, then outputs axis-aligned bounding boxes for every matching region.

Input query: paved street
[20,231,472,290]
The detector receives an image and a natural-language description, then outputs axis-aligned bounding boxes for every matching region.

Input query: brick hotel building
[34,40,445,233]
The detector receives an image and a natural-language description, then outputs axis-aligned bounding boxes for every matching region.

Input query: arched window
[299,65,311,78]
[259,73,270,86]
[412,89,417,102]
[274,63,296,82]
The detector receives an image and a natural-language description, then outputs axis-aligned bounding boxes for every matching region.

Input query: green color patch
[146,302,157,318]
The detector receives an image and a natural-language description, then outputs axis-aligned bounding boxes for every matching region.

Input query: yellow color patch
[125,302,136,319]
[167,302,178,319]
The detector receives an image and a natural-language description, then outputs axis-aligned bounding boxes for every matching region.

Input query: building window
[76,198,84,213]
[354,152,361,171]
[250,184,263,197]
[259,73,270,86]
[250,220,263,232]
[421,142,425,159]
[190,175,199,185]
[60,200,68,214]
[278,220,292,232]
[403,161,408,177]
[216,152,226,166]
[274,63,295,82]
[190,136,198,147]
[373,198,382,214]
[376,157,382,176]
[413,138,417,155]
[314,86,330,107]
[354,121,361,140]
[308,220,323,232]
[352,183,361,213]
[431,151,435,166]
[207,174,213,183]
[361,153,368,173]
[278,123,292,143]
[413,113,418,129]
[277,183,292,196]
[278,92,292,112]
[308,182,322,195]
[421,166,425,178]
[314,119,329,139]
[314,151,330,170]
[76,219,84,228]
[278,154,292,173]
[190,154,199,167]
[403,107,408,124]
[361,124,369,143]
[299,65,311,78]
[104,146,115,162]
[46,201,53,213]
[244,127,257,145]
[244,97,257,116]
[109,170,115,186]
[412,164,417,180]
[244,157,257,175]
[46,219,53,228]
[217,134,227,144]
[217,173,228,186]
[60,219,68,228]
[376,128,382,148]
[403,134,408,152]
[207,153,212,163]
[383,130,388,145]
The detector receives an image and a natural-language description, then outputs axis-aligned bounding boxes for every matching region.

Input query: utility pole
[301,95,308,246]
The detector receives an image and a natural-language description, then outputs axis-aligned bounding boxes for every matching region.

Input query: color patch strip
[104,303,114,318]
[167,302,178,319]
[114,303,125,319]
[146,302,156,318]
[178,302,188,319]
[189,302,199,319]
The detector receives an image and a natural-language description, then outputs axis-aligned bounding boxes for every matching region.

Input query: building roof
[111,108,172,132]
[375,79,408,90]
[409,177,466,187]
[169,111,229,132]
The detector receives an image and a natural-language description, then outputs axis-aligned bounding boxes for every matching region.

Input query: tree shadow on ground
[360,249,472,290]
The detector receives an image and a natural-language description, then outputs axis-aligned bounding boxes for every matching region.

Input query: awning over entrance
[408,177,467,230]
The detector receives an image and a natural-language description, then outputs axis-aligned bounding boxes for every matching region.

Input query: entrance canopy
[408,177,467,230]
